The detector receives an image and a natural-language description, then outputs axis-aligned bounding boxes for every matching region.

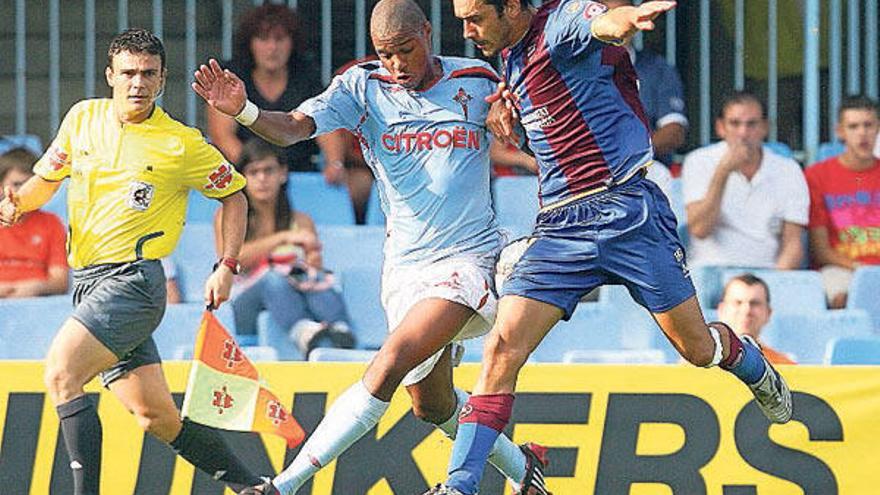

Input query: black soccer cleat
[517,443,551,495]
[238,480,280,495]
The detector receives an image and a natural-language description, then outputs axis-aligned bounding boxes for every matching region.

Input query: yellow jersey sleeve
[182,128,246,199]
[33,101,82,181]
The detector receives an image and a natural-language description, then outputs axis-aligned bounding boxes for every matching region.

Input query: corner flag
[181,311,305,448]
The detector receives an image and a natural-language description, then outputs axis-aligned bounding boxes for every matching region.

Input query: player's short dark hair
[234,4,301,72]
[723,273,771,305]
[483,0,532,14]
[718,91,766,120]
[838,95,880,120]
[0,147,38,182]
[237,139,292,241]
[107,28,166,70]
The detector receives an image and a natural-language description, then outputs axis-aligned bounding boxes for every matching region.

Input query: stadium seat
[492,176,539,239]
[846,266,880,331]
[154,303,236,359]
[813,141,845,164]
[0,134,42,155]
[0,295,69,359]
[762,309,873,364]
[667,177,686,226]
[562,349,667,364]
[171,223,218,303]
[764,141,794,159]
[720,269,826,313]
[365,183,386,226]
[824,336,880,365]
[186,190,221,224]
[317,225,386,272]
[308,348,378,362]
[340,266,388,350]
[531,302,619,362]
[288,172,355,225]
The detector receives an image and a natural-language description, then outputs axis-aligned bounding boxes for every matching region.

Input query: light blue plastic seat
[720,269,826,314]
[340,266,387,350]
[764,141,794,159]
[0,295,70,359]
[492,176,539,239]
[154,303,236,359]
[812,141,845,165]
[762,309,873,364]
[288,172,355,225]
[186,190,221,224]
[317,225,386,272]
[846,266,880,331]
[0,134,42,155]
[824,336,880,365]
[171,223,219,303]
[562,349,666,364]
[531,302,619,362]
[308,348,378,362]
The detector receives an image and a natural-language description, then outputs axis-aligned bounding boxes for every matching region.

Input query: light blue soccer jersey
[297,57,503,265]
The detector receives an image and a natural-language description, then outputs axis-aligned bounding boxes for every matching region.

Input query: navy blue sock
[717,323,767,385]
[57,395,102,495]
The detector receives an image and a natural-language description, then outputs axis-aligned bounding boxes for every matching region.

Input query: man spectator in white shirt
[683,92,809,269]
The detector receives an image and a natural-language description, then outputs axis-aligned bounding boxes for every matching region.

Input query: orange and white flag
[181,311,305,448]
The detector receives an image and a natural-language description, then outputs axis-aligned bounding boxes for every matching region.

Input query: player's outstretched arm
[591,1,675,43]
[192,58,316,147]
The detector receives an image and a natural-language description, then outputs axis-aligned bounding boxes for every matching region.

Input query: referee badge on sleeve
[127,180,155,211]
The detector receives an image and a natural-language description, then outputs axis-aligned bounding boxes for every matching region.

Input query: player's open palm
[192,58,248,118]
[629,1,676,32]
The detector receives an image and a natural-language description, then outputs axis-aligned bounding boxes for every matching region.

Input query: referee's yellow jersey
[34,99,246,269]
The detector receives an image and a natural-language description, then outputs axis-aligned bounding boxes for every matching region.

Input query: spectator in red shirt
[807,96,880,308]
[0,147,69,297]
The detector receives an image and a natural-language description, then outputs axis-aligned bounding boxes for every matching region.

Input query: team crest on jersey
[127,180,154,212]
[453,87,473,120]
[583,1,606,19]
[205,162,234,191]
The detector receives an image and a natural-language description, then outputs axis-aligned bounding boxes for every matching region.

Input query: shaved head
[370,0,429,43]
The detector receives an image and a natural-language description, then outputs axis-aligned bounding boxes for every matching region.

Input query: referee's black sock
[170,418,262,489]
[57,395,102,495]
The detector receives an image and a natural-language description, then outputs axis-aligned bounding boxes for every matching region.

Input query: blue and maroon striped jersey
[503,0,654,208]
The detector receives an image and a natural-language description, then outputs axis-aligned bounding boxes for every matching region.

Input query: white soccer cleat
[422,484,467,495]
[742,335,793,424]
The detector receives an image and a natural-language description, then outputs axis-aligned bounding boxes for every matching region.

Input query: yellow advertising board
[1,361,878,494]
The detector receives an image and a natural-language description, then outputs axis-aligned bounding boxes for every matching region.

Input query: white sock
[273,380,389,494]
[435,388,527,486]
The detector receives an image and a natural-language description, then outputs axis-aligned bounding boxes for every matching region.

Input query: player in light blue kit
[192,1,546,494]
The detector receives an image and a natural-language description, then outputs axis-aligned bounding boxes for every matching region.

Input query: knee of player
[132,405,180,439]
[411,399,454,425]
[43,364,80,399]
[482,332,531,371]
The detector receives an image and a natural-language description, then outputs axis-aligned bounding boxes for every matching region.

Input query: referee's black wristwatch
[213,257,241,275]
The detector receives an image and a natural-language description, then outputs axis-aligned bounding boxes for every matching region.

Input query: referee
[0,29,262,493]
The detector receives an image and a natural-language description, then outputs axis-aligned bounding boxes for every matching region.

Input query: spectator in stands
[717,273,795,365]
[806,95,880,308]
[601,0,688,163]
[220,139,354,359]
[0,148,68,298]
[206,3,327,172]
[683,92,808,269]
